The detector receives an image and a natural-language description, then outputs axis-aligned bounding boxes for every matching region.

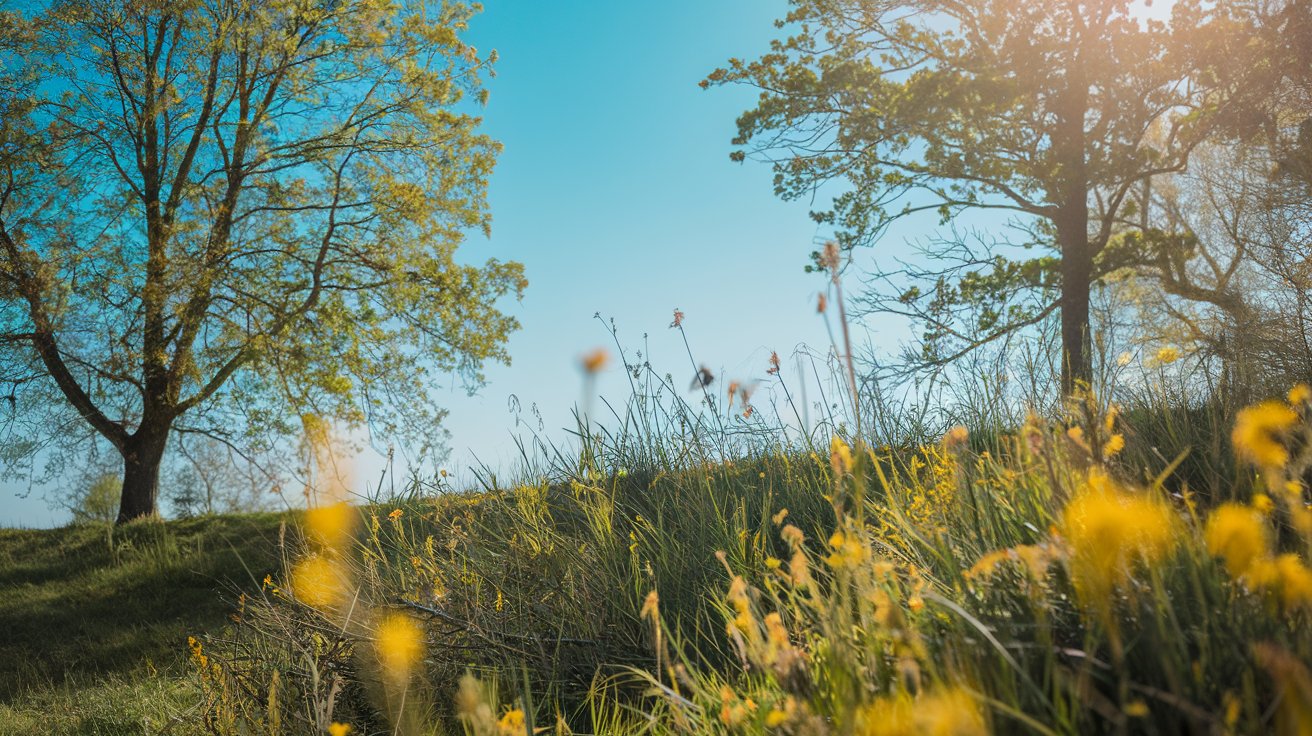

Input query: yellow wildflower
[855,687,986,736]
[765,708,788,727]
[826,528,868,568]
[1205,504,1270,578]
[375,613,424,682]
[328,724,352,736]
[726,576,754,636]
[1289,383,1311,406]
[305,501,355,550]
[1124,701,1149,718]
[580,348,609,374]
[387,508,403,522]
[497,708,526,735]
[1061,474,1179,613]
[943,425,969,450]
[1232,400,1298,469]
[1155,346,1180,365]
[640,591,660,621]
[1103,433,1125,457]
[290,556,350,609]
[831,436,854,475]
[187,636,208,669]
[1276,554,1312,609]
[1253,493,1274,514]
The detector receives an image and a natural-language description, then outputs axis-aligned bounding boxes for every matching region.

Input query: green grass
[3,383,1311,735]
[0,513,288,734]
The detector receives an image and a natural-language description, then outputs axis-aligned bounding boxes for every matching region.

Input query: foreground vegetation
[141,375,1308,735]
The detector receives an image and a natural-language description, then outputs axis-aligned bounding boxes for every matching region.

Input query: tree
[1107,0,1312,398]
[0,0,525,523]
[1115,142,1311,398]
[72,473,122,525]
[705,0,1213,394]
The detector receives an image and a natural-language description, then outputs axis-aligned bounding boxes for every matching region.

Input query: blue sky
[433,0,855,467]
[0,0,910,527]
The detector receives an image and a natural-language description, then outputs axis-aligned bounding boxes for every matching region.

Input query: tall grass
[189,310,1312,734]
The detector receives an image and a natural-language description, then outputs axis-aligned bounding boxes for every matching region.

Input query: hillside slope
[0,514,286,734]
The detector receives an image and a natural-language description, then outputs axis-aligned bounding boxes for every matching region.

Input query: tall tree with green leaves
[705,0,1213,394]
[0,0,525,522]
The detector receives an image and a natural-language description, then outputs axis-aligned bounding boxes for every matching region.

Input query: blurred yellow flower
[1066,426,1089,451]
[1253,493,1274,514]
[327,724,352,736]
[304,501,354,550]
[1205,504,1270,578]
[726,576,754,635]
[375,613,424,682]
[1232,400,1298,469]
[1289,383,1311,406]
[718,685,756,726]
[580,347,609,374]
[856,687,986,736]
[1103,433,1125,457]
[942,425,969,450]
[496,708,525,735]
[826,528,868,569]
[640,590,660,621]
[1275,554,1312,609]
[387,508,403,522]
[830,436,854,475]
[290,556,350,608]
[1155,346,1180,364]
[1061,475,1179,612]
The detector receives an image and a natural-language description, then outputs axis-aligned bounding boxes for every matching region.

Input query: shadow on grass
[0,513,289,703]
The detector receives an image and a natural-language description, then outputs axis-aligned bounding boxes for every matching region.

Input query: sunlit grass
[175,370,1312,734]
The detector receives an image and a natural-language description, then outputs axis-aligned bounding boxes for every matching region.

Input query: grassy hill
[3,391,1312,735]
[0,514,287,735]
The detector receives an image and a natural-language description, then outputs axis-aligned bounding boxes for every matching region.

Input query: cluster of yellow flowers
[271,426,432,732]
[826,527,869,569]
[1205,501,1312,610]
[719,685,759,727]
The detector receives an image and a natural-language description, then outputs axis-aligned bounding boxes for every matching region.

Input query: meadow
[4,356,1311,735]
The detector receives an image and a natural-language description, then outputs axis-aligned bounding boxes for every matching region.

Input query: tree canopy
[0,0,525,521]
[705,0,1221,393]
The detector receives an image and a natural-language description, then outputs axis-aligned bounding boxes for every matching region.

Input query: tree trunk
[1054,60,1092,397]
[1059,223,1093,396]
[116,427,170,524]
